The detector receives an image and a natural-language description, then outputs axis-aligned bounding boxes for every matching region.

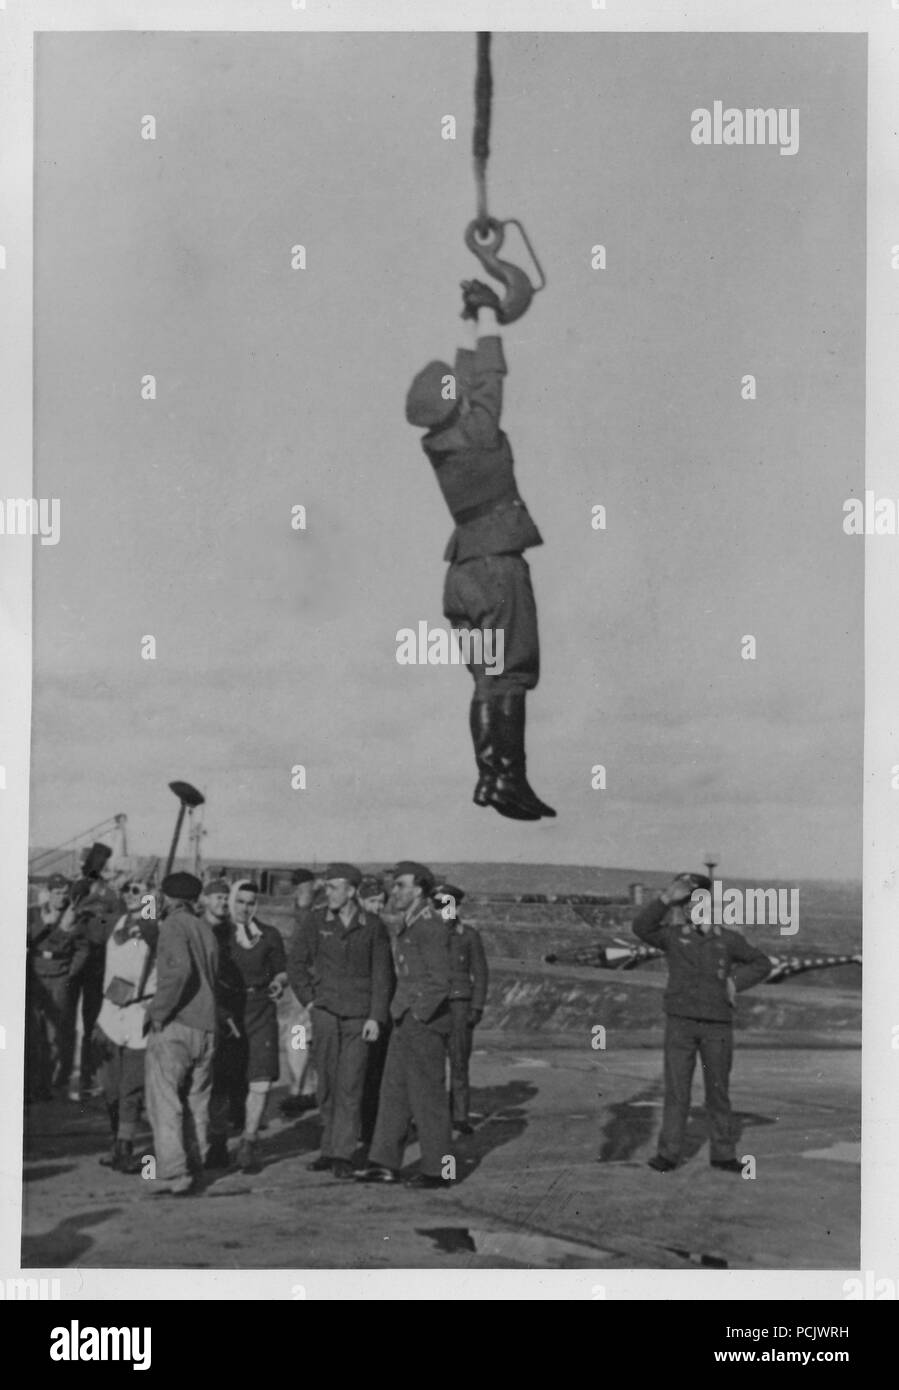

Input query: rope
[473,31,492,235]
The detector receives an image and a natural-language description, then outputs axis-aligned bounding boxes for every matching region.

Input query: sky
[30,31,865,880]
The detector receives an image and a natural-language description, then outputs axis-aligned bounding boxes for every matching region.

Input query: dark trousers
[448,1000,474,1123]
[312,1007,368,1161]
[28,973,76,1092]
[443,553,539,698]
[75,948,105,1086]
[98,1036,147,1140]
[658,1015,735,1164]
[208,1031,247,1139]
[361,1017,392,1146]
[368,1010,453,1178]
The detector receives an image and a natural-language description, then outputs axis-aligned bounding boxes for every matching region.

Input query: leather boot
[491,690,557,819]
[116,1140,145,1174]
[469,696,540,820]
[98,1139,121,1168]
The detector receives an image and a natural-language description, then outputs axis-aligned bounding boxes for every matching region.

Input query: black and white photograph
[3,3,896,1310]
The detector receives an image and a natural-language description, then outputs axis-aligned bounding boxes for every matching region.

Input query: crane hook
[464,216,547,325]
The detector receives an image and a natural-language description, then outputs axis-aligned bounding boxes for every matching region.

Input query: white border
[1,0,893,1301]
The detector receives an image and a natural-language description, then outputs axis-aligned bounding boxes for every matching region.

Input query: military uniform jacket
[422,335,543,564]
[633,897,772,1023]
[447,922,488,1008]
[288,904,393,1023]
[391,900,452,1026]
[27,905,89,981]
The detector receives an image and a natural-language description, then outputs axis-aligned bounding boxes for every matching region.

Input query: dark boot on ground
[98,1140,122,1168]
[469,696,540,820]
[237,1136,262,1173]
[205,1137,231,1170]
[116,1140,146,1174]
[490,691,556,819]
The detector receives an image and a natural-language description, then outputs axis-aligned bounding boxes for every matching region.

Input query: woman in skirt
[225,880,288,1172]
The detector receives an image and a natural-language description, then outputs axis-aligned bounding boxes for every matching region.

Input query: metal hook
[464,216,546,325]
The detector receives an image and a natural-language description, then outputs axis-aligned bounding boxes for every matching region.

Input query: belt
[453,494,521,526]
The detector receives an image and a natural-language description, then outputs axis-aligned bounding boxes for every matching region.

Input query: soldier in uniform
[26,873,88,1100]
[405,281,555,821]
[633,873,772,1173]
[357,861,455,1190]
[432,882,488,1136]
[289,863,392,1178]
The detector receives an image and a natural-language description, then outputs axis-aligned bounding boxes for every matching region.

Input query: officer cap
[432,882,465,905]
[162,871,203,902]
[324,862,362,887]
[393,860,435,892]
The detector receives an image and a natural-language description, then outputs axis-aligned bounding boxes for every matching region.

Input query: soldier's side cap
[47,872,71,889]
[433,882,465,905]
[291,868,315,886]
[162,871,203,902]
[324,862,362,886]
[203,878,230,895]
[682,872,713,891]
[405,360,458,429]
[359,874,383,898]
[394,860,435,891]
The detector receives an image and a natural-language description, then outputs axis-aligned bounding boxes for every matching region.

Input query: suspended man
[405,279,555,821]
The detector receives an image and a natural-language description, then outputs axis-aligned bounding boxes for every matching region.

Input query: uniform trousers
[447,1000,475,1123]
[658,1015,735,1164]
[368,1010,453,1178]
[442,553,539,698]
[312,1007,369,1161]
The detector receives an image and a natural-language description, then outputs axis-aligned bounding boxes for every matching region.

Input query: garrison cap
[359,874,384,899]
[405,360,458,429]
[393,860,435,892]
[432,882,465,906]
[162,871,203,902]
[291,868,315,886]
[682,872,713,891]
[203,878,230,895]
[47,873,71,890]
[324,862,362,887]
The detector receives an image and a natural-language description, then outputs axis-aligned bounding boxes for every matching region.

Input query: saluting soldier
[26,873,88,1100]
[405,282,555,821]
[633,873,772,1173]
[288,863,392,1179]
[432,882,488,1136]
[357,861,455,1190]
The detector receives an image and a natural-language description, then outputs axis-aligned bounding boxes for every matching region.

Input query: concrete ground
[21,1040,859,1270]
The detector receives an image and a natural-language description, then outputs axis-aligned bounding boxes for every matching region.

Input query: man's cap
[80,842,113,878]
[432,882,465,905]
[393,860,435,892]
[203,878,230,895]
[324,862,362,887]
[292,868,315,886]
[682,873,713,891]
[162,871,203,902]
[359,874,384,899]
[405,360,458,429]
[47,873,71,890]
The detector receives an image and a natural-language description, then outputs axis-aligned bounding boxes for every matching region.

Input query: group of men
[26,854,489,1197]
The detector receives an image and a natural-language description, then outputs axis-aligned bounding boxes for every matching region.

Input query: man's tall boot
[469,697,540,820]
[492,690,557,819]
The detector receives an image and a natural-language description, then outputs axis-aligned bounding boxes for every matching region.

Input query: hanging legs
[445,554,555,821]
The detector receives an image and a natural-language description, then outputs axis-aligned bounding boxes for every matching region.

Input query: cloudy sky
[31,31,865,879]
